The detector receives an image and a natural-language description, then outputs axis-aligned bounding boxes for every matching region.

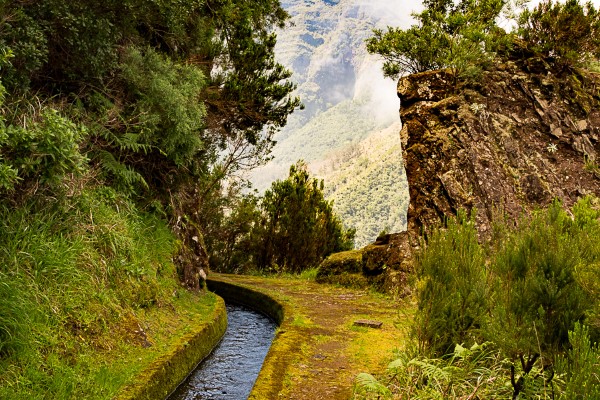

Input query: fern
[354,373,391,397]
[96,150,148,192]
[96,126,152,154]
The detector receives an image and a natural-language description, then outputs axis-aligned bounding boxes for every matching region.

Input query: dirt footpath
[209,274,413,400]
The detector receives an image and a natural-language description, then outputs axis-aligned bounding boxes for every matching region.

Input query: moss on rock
[315,249,363,282]
[361,244,389,276]
[315,243,411,293]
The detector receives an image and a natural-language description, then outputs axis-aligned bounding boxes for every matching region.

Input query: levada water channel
[167,303,277,400]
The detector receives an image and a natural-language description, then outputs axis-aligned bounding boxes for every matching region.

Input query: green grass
[245,267,320,281]
[295,267,319,281]
[0,185,218,399]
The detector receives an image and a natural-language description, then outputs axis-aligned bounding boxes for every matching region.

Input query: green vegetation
[354,198,600,399]
[0,187,221,399]
[517,0,600,73]
[0,0,307,397]
[319,125,408,247]
[414,210,488,356]
[367,0,600,83]
[366,0,506,82]
[210,161,355,274]
[1,0,300,290]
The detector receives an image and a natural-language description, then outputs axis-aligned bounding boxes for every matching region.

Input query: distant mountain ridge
[252,0,412,246]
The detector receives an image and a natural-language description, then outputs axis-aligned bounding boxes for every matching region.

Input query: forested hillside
[250,0,411,246]
[316,123,408,246]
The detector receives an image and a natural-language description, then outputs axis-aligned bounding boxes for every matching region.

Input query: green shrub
[415,210,489,356]
[119,46,206,168]
[556,323,600,398]
[571,196,600,338]
[0,109,87,191]
[518,0,600,73]
[487,202,590,363]
[386,199,600,399]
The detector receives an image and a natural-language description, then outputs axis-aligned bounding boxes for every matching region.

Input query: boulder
[316,249,363,282]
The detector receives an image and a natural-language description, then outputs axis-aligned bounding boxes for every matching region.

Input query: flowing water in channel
[167,303,277,400]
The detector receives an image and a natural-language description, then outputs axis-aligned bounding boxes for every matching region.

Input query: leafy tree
[0,0,302,290]
[366,0,506,82]
[517,0,600,73]
[1,0,299,188]
[205,191,261,273]
[255,161,354,273]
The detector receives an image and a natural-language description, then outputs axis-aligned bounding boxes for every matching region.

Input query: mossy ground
[210,274,414,400]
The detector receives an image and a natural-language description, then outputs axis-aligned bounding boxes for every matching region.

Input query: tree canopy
[0,0,301,288]
[366,0,506,81]
[367,0,600,83]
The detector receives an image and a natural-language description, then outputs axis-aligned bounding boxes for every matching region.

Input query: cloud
[353,0,420,29]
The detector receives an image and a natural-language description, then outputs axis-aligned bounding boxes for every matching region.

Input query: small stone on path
[353,319,383,328]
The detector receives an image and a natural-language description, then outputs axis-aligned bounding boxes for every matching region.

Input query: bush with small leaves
[367,0,506,84]
[415,210,489,356]
[518,0,600,73]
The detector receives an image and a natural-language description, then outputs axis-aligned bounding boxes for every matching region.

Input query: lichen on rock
[399,62,600,241]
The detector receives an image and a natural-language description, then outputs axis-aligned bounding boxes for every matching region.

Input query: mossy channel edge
[206,276,294,400]
[114,296,228,400]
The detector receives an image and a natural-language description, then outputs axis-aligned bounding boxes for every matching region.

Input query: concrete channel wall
[206,277,294,400]
[115,297,228,400]
[118,276,289,400]
[206,278,284,325]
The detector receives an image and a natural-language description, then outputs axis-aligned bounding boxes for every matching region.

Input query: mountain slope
[315,122,408,246]
[252,0,413,246]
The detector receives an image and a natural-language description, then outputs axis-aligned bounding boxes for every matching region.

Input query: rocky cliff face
[318,62,600,295]
[399,64,600,240]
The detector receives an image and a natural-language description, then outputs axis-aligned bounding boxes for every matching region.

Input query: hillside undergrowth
[354,198,600,399]
[0,186,217,399]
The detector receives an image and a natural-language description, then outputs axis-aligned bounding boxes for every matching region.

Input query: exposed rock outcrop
[400,65,600,240]
[317,232,412,297]
[319,62,600,295]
